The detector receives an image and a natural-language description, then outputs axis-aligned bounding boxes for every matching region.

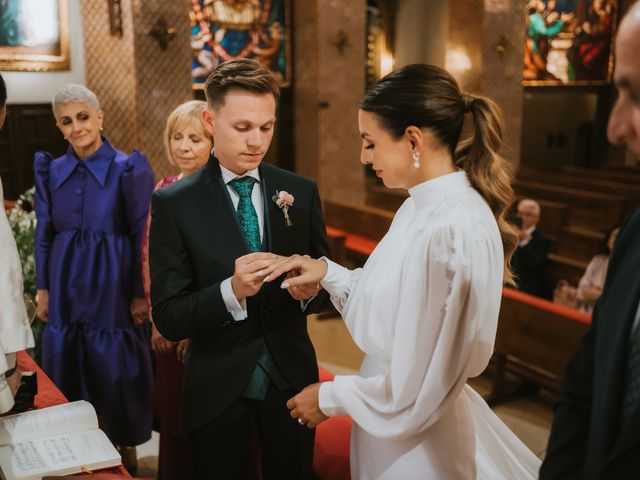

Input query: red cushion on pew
[502,287,592,325]
[344,235,377,256]
[326,226,378,257]
[314,367,352,480]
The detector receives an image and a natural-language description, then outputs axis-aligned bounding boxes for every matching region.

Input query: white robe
[318,171,541,479]
[0,177,35,413]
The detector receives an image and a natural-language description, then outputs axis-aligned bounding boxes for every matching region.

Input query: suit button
[263,310,270,319]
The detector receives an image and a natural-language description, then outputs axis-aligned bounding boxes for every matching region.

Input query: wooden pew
[545,253,588,295]
[519,169,640,213]
[561,165,640,186]
[554,225,606,264]
[324,199,392,264]
[513,179,627,230]
[488,288,591,404]
[324,199,393,241]
[365,184,407,212]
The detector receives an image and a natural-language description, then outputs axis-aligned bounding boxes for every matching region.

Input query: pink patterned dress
[141,175,194,480]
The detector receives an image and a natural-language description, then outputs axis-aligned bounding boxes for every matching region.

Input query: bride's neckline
[408,171,470,209]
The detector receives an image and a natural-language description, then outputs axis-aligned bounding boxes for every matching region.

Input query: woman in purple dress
[34,84,154,469]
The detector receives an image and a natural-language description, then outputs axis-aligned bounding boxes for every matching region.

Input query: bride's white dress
[0,176,34,413]
[318,171,541,479]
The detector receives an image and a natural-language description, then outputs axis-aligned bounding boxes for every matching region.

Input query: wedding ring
[297,417,306,426]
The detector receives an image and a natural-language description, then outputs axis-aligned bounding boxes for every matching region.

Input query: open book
[0,401,121,480]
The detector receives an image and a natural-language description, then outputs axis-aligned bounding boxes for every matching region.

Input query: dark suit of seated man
[149,59,331,479]
[511,198,551,297]
[540,3,640,478]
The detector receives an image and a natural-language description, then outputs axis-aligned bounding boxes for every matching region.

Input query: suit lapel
[259,164,273,253]
[260,163,295,256]
[202,158,249,266]
[605,225,640,462]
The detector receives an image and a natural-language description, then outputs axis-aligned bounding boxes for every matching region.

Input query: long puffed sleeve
[34,152,54,290]
[120,151,155,299]
[320,259,362,313]
[319,224,497,440]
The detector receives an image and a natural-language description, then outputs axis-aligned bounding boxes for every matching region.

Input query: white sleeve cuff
[220,277,247,321]
[318,379,348,417]
[319,257,352,298]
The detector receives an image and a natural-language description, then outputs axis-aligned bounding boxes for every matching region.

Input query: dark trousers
[188,382,315,480]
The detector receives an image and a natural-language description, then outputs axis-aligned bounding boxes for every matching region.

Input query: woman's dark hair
[361,63,518,284]
[0,73,7,107]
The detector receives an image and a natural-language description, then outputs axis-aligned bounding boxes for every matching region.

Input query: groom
[149,59,331,479]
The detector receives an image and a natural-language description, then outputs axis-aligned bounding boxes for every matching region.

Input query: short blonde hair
[164,100,212,166]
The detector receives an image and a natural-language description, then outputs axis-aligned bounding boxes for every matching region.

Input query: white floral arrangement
[7,187,37,299]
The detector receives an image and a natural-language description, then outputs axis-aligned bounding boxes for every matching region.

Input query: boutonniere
[272,190,294,227]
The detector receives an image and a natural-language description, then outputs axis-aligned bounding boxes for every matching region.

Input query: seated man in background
[511,199,552,297]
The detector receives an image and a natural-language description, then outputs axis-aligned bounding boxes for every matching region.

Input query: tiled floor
[134,314,555,477]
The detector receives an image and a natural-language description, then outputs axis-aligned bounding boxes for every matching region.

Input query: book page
[0,429,120,480]
[0,401,98,446]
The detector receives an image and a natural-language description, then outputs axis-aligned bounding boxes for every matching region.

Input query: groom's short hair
[204,59,280,110]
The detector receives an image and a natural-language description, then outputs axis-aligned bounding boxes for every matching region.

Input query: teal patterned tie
[228,177,261,252]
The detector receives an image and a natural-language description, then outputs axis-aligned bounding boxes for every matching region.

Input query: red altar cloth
[15,351,132,479]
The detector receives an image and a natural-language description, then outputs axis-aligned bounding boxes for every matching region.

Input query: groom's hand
[231,252,281,303]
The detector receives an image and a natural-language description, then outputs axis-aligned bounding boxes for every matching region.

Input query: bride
[263,64,541,479]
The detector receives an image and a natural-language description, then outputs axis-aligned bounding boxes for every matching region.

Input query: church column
[294,0,367,204]
[482,1,525,168]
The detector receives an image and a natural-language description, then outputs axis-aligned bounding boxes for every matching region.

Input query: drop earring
[412,151,421,169]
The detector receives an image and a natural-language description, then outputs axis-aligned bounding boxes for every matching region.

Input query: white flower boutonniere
[272,190,294,227]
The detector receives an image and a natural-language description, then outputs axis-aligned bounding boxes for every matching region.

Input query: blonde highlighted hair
[164,100,212,166]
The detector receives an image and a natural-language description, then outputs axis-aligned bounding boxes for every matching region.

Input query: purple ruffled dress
[34,139,154,446]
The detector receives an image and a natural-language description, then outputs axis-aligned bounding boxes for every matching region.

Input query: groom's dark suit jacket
[149,158,331,433]
[540,208,640,479]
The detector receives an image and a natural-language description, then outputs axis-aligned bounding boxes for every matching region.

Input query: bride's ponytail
[455,94,518,284]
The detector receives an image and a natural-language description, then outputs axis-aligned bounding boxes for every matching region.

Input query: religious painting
[0,0,70,71]
[190,0,290,88]
[523,0,617,86]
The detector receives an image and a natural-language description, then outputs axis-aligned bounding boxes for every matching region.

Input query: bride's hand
[287,383,328,428]
[262,254,328,289]
[285,269,321,300]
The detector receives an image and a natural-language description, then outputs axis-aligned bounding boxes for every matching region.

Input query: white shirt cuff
[319,257,352,298]
[300,296,317,311]
[220,277,247,321]
[318,380,348,417]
